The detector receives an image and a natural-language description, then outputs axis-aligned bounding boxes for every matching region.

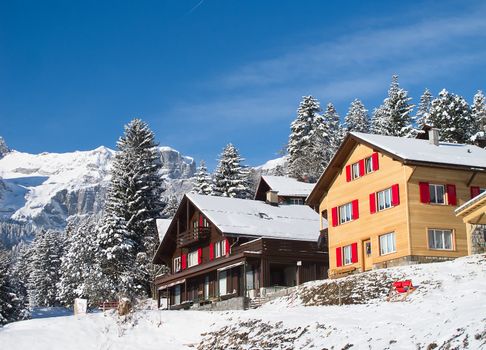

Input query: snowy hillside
[0,142,196,238]
[1,254,485,349]
[256,155,288,175]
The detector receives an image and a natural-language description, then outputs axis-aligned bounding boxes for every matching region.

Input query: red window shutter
[446,184,457,206]
[346,165,352,182]
[470,186,480,199]
[199,214,203,227]
[197,248,202,265]
[352,199,359,220]
[372,152,379,171]
[331,207,338,227]
[419,182,430,203]
[225,239,230,255]
[369,193,376,214]
[359,159,365,177]
[209,243,214,261]
[181,254,187,270]
[391,184,400,206]
[336,247,342,267]
[351,243,358,263]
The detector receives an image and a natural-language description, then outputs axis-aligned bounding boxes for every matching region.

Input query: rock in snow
[0,254,485,349]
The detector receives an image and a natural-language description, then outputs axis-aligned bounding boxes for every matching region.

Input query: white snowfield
[1,254,485,350]
[260,175,316,197]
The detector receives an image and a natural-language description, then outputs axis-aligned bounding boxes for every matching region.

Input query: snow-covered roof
[187,193,323,241]
[262,176,316,197]
[455,190,486,214]
[351,132,486,169]
[156,219,172,241]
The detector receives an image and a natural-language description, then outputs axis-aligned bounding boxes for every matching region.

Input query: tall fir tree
[472,90,486,136]
[371,75,414,137]
[344,99,370,133]
[287,96,324,182]
[192,160,213,195]
[98,118,165,299]
[415,88,432,129]
[161,195,179,218]
[425,89,474,144]
[212,144,251,199]
[319,102,345,169]
[8,242,31,320]
[28,230,63,307]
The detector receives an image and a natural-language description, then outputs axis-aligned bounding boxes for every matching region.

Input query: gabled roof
[259,175,316,197]
[153,193,324,264]
[187,193,322,241]
[307,132,486,207]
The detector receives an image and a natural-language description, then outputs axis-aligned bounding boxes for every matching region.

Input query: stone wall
[192,297,247,311]
[471,225,486,254]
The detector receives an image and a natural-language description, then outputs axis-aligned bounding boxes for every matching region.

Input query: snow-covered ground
[1,254,486,350]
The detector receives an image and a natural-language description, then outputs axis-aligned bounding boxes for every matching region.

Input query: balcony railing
[177,226,211,248]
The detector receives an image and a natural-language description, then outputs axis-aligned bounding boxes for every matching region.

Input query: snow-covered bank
[1,254,486,350]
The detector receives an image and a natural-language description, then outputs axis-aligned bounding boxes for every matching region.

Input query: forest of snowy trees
[1,75,485,326]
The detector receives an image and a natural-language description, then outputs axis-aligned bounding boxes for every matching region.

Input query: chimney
[266,190,279,206]
[428,128,440,146]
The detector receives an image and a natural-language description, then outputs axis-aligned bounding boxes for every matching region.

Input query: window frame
[428,228,454,251]
[173,256,181,273]
[351,162,361,180]
[187,250,199,268]
[379,232,396,256]
[214,240,227,259]
[377,187,393,212]
[342,245,353,265]
[289,198,304,205]
[365,156,374,174]
[338,202,353,225]
[429,184,446,205]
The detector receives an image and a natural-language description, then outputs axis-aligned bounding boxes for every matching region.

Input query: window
[339,203,353,224]
[187,251,198,268]
[173,257,181,273]
[377,188,392,211]
[214,240,227,258]
[379,232,396,255]
[343,245,352,265]
[289,198,303,205]
[174,285,181,305]
[365,156,374,174]
[429,184,445,204]
[428,229,453,250]
[219,270,227,295]
[351,162,361,179]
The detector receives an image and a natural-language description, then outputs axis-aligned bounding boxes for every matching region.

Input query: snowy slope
[1,254,485,350]
[256,155,288,175]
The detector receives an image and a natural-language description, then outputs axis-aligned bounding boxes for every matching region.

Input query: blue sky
[1,1,485,169]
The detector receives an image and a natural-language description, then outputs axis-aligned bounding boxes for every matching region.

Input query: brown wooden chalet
[152,193,328,310]
[254,175,316,205]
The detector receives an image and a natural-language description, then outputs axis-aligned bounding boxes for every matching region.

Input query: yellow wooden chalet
[307,129,486,277]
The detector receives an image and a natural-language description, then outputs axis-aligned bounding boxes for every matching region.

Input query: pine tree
[323,102,345,156]
[415,88,432,129]
[161,195,179,218]
[58,215,104,306]
[471,90,486,137]
[8,242,31,320]
[371,75,414,137]
[344,99,369,133]
[287,96,324,181]
[425,89,473,144]
[212,144,251,199]
[98,118,165,298]
[192,160,213,195]
[28,230,63,307]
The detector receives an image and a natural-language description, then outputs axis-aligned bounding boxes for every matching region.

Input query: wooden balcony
[177,226,210,248]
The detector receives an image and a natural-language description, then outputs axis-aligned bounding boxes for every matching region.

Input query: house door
[204,276,210,299]
[363,239,372,271]
[218,271,227,296]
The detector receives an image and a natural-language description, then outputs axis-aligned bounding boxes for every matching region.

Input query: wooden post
[243,261,247,297]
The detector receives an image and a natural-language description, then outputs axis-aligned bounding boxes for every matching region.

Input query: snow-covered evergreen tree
[287,96,324,181]
[425,89,474,144]
[371,75,414,137]
[212,144,251,199]
[58,215,104,306]
[98,118,165,298]
[28,230,63,307]
[323,102,345,155]
[415,88,432,129]
[471,90,486,137]
[8,242,31,320]
[344,99,370,133]
[192,160,213,195]
[161,195,179,219]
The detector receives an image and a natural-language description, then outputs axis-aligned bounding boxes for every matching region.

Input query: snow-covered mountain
[255,155,288,175]
[0,139,196,245]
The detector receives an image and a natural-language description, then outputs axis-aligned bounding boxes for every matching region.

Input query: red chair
[388,280,416,301]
